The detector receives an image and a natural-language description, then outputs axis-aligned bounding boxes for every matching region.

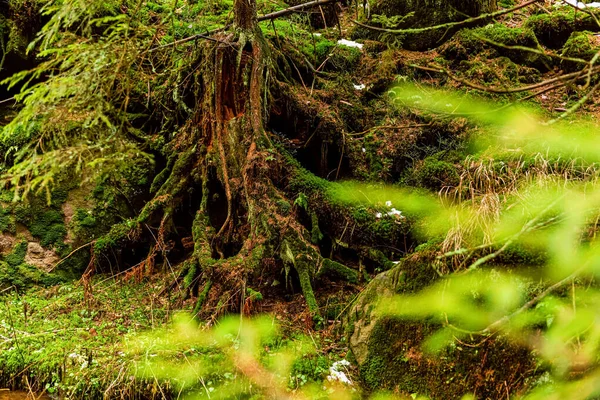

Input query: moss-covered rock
[561,31,600,72]
[345,253,537,398]
[363,0,497,50]
[526,9,600,49]
[409,156,460,191]
[441,24,550,70]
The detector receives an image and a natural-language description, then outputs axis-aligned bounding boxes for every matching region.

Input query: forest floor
[1,0,600,398]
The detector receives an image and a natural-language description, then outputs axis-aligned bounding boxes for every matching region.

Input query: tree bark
[132,0,325,320]
[234,0,258,30]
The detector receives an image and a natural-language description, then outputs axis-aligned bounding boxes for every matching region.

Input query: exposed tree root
[83,16,357,322]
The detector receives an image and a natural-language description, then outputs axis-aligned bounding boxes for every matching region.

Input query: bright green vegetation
[2,0,600,398]
[0,278,171,397]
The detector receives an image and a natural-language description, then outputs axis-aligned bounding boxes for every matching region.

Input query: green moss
[406,156,460,191]
[261,19,337,67]
[70,207,101,244]
[93,219,136,254]
[149,167,171,194]
[327,46,362,71]
[285,151,408,252]
[246,287,263,301]
[365,248,396,271]
[310,211,323,244]
[360,316,535,398]
[351,206,371,224]
[296,258,320,316]
[460,56,538,86]
[4,240,26,267]
[182,259,198,290]
[287,161,331,195]
[193,279,212,316]
[29,210,67,249]
[561,31,598,72]
[317,258,358,283]
[0,206,15,233]
[5,182,75,253]
[86,155,154,240]
[494,243,546,266]
[74,208,97,227]
[0,241,63,289]
[526,10,600,48]
[444,24,549,69]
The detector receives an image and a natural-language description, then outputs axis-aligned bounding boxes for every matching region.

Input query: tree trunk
[131,0,326,320]
[368,0,498,50]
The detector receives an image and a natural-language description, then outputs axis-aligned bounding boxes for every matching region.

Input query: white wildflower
[327,360,353,385]
[337,39,363,49]
[387,208,406,219]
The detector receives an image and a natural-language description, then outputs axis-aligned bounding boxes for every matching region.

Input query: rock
[345,256,536,398]
[24,242,60,272]
[363,0,498,50]
[347,268,401,364]
[0,234,16,255]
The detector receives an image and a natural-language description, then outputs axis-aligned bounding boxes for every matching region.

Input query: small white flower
[353,84,366,90]
[337,39,363,49]
[362,147,366,153]
[375,212,382,218]
[387,208,405,219]
[327,360,353,385]
[385,201,392,207]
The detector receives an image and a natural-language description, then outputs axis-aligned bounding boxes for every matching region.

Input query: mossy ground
[0,271,358,398]
[0,277,170,398]
[2,0,600,398]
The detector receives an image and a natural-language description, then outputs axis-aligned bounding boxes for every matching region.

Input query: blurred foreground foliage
[130,85,600,399]
[334,84,600,399]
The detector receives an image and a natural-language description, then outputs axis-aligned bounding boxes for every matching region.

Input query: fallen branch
[147,33,229,53]
[148,0,340,52]
[473,34,589,65]
[480,267,582,334]
[258,0,338,21]
[352,0,539,35]
[411,64,600,94]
